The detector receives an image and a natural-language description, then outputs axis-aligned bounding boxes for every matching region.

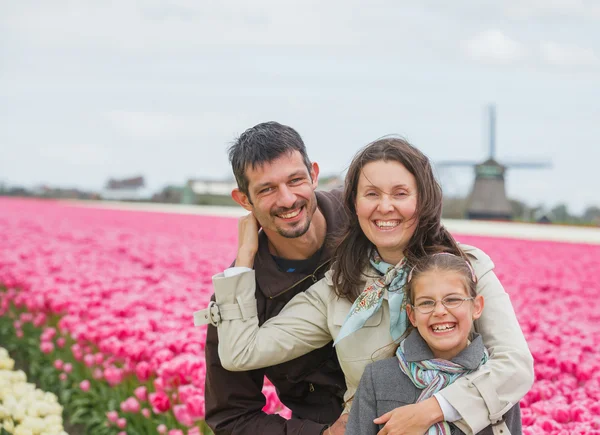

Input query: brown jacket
[204,189,348,435]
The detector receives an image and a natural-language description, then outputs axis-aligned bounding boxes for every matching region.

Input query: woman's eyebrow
[361,183,410,190]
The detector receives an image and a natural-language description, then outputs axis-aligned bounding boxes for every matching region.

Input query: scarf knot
[334,250,409,346]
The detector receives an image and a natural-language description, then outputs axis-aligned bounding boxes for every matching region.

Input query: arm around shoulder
[439,250,534,434]
[213,272,335,371]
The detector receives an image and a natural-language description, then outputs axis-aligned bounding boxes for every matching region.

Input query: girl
[346,253,522,435]
[211,138,533,434]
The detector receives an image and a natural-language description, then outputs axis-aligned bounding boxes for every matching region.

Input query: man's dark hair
[228,122,312,197]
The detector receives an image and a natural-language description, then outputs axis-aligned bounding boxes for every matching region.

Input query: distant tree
[509,199,529,220]
[582,206,600,224]
[442,196,468,219]
[551,204,570,223]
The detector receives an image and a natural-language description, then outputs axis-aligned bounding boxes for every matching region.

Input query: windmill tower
[437,105,551,220]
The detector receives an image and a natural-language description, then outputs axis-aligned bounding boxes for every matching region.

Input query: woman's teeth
[374,220,400,229]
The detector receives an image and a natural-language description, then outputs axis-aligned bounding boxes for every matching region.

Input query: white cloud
[105,110,255,141]
[463,30,526,64]
[540,42,600,68]
[37,143,111,166]
[106,111,192,139]
[504,0,600,19]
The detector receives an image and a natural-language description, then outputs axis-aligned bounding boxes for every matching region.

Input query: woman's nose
[377,195,394,213]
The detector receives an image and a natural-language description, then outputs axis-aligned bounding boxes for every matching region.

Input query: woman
[213,138,533,434]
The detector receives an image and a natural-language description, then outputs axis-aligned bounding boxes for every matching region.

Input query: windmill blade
[436,161,480,167]
[504,161,552,169]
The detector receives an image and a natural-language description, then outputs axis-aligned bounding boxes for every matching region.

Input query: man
[198,122,348,435]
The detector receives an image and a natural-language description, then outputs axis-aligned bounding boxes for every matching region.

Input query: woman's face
[355,160,418,265]
[407,270,484,360]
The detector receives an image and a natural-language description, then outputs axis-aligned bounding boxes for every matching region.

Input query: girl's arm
[437,245,534,434]
[212,270,334,371]
[346,365,379,435]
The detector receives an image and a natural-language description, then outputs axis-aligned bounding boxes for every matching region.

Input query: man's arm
[204,318,329,435]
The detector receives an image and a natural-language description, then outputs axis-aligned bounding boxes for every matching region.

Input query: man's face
[238,151,319,239]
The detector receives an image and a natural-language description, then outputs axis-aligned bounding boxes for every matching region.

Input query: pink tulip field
[1,197,599,434]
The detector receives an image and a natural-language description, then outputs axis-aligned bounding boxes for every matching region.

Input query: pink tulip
[135,361,151,382]
[149,391,171,414]
[83,354,95,367]
[53,359,64,370]
[106,411,119,423]
[134,386,148,402]
[117,418,127,429]
[59,373,67,381]
[168,430,184,435]
[40,341,54,354]
[79,380,91,392]
[157,424,167,434]
[141,408,151,418]
[63,363,73,373]
[56,337,66,348]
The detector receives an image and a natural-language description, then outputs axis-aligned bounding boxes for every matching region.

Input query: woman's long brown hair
[331,137,467,301]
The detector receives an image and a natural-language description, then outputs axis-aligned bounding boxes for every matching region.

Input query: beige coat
[213,245,534,435]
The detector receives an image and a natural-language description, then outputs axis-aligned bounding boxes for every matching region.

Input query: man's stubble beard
[274,198,318,239]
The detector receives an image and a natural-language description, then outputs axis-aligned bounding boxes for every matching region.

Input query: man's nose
[276,185,296,208]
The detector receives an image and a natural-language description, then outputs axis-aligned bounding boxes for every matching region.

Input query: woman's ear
[471,295,484,320]
[407,304,418,327]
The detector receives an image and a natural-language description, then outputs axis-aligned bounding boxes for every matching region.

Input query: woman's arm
[437,246,535,434]
[346,365,379,435]
[213,270,334,371]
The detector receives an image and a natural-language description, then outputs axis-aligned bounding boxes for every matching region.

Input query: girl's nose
[432,301,449,316]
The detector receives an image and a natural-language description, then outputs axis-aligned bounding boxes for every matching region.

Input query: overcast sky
[1,0,599,213]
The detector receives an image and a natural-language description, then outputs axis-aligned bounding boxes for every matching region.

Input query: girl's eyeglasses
[411,297,474,314]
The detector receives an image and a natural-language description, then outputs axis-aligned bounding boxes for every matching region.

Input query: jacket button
[309,383,315,392]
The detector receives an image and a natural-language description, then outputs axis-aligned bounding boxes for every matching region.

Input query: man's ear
[407,304,417,327]
[310,162,320,188]
[472,295,485,321]
[231,188,253,212]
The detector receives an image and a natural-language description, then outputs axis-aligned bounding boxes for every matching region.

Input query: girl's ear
[471,295,484,320]
[407,304,418,327]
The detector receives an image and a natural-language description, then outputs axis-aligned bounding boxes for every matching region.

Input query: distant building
[102,176,152,201]
[152,185,183,204]
[181,179,237,206]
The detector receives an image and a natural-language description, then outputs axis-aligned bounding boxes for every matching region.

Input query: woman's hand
[235,213,260,268]
[374,397,443,435]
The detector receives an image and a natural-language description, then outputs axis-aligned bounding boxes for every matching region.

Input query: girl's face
[407,270,484,360]
[355,160,418,265]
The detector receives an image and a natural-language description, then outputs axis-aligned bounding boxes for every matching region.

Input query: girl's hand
[374,397,443,435]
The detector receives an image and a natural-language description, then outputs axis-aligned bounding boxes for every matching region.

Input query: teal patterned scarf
[334,250,409,346]
[396,337,489,435]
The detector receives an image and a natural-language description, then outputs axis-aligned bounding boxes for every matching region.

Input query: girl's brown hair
[332,137,468,301]
[405,253,478,306]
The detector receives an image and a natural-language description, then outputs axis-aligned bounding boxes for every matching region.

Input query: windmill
[437,105,551,220]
